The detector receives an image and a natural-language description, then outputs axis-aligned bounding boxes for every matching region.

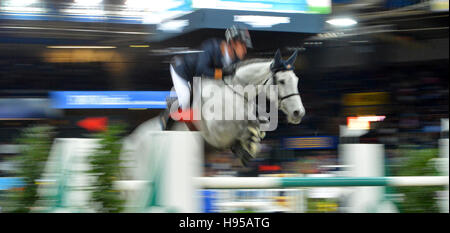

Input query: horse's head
[269,49,306,124]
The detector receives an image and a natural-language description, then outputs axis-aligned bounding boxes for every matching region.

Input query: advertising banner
[50,91,171,109]
[283,136,338,150]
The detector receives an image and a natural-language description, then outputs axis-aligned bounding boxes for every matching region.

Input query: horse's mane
[235,58,272,70]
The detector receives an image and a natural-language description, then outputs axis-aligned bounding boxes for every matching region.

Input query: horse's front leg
[242,124,265,155]
[232,121,266,166]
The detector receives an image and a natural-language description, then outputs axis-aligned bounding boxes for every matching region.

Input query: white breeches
[170,65,191,110]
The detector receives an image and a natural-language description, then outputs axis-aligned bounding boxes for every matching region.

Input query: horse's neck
[230,61,272,86]
[221,61,272,101]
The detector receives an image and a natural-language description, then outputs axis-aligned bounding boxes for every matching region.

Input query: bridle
[263,70,301,105]
[221,68,300,105]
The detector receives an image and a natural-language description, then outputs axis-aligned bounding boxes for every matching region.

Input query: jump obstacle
[37,119,449,213]
[195,176,449,189]
[116,176,449,190]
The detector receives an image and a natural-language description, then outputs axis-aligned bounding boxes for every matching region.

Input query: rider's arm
[222,63,237,77]
[197,39,224,79]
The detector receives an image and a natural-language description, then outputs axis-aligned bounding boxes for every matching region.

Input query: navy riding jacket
[171,38,236,83]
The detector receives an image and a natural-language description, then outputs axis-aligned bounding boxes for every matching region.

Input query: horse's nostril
[293,110,300,117]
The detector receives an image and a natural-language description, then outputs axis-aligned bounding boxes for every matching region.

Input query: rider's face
[232,40,247,60]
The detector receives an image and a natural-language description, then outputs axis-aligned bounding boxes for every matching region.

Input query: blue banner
[0,177,24,190]
[50,91,171,109]
[0,98,58,119]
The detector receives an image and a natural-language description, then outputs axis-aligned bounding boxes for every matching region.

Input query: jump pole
[195,176,449,189]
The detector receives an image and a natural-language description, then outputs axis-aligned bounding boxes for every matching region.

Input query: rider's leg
[170,65,191,111]
[160,65,190,130]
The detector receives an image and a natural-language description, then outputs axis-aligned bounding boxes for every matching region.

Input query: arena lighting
[172,50,203,54]
[9,0,38,6]
[125,0,152,9]
[357,116,386,122]
[158,20,189,32]
[347,116,386,130]
[129,45,150,48]
[126,0,185,12]
[326,18,358,27]
[234,15,290,28]
[74,0,102,6]
[46,46,116,49]
[3,0,44,13]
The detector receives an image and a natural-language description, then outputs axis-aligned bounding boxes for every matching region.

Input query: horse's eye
[279,80,285,85]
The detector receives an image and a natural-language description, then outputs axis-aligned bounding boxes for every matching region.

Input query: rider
[163,25,257,166]
[167,25,253,118]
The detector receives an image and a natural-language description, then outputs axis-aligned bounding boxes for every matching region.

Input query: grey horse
[123,49,305,165]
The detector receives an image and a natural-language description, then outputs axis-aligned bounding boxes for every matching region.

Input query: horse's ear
[286,49,298,65]
[274,49,282,63]
[271,49,284,72]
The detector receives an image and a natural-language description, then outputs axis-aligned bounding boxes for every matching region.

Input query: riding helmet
[225,25,253,48]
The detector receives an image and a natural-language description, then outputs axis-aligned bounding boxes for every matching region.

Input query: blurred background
[0,0,448,213]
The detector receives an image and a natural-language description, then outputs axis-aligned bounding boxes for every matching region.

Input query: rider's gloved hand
[222,64,237,77]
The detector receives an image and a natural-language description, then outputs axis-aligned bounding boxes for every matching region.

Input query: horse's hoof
[244,142,259,156]
[251,136,261,143]
[247,126,259,137]
[251,143,260,155]
[248,126,264,139]
[260,131,266,139]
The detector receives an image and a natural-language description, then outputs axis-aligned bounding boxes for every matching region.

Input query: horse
[122,49,305,166]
